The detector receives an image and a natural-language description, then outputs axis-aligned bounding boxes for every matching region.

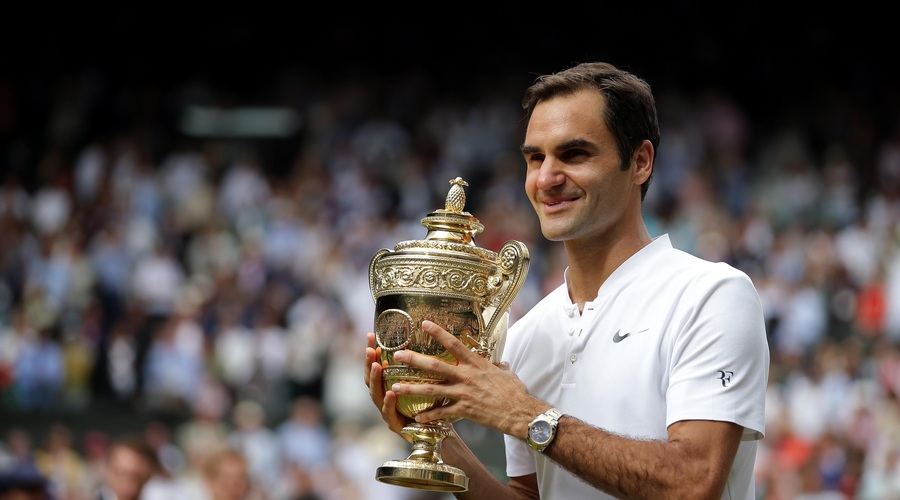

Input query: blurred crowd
[0,62,899,500]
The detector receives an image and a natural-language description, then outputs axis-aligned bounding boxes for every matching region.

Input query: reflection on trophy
[369,177,530,492]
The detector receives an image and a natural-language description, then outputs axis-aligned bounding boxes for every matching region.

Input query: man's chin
[540,227,570,242]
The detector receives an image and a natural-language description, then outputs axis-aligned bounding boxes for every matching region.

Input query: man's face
[522,89,638,244]
[105,447,152,500]
[207,454,250,500]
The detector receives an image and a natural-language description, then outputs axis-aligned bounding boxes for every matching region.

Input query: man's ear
[632,139,654,185]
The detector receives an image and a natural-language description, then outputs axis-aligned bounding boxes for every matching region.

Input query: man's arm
[544,415,742,499]
[392,321,744,499]
[440,434,540,500]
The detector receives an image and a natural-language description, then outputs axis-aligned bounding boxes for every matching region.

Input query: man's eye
[562,150,587,160]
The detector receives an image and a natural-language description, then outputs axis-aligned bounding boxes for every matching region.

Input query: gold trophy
[369,177,530,492]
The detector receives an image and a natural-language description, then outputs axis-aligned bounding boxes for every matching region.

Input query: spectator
[13,325,65,411]
[202,447,258,500]
[276,396,332,473]
[32,424,86,500]
[228,400,282,492]
[95,434,158,500]
[0,462,51,500]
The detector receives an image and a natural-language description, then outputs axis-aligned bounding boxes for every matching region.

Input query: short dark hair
[109,434,159,472]
[522,62,659,200]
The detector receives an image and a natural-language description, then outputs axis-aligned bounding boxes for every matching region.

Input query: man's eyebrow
[558,138,593,150]
[520,138,593,156]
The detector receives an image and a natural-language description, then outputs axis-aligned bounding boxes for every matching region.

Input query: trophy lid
[421,177,484,246]
[370,175,530,314]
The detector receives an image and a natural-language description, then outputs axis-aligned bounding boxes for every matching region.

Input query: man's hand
[389,320,539,439]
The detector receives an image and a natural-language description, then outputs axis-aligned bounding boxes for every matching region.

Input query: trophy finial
[422,176,482,242]
[445,177,469,213]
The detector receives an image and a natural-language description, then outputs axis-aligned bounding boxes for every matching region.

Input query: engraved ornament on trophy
[369,177,530,492]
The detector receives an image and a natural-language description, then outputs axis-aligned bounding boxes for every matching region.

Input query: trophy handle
[369,248,392,302]
[483,240,530,345]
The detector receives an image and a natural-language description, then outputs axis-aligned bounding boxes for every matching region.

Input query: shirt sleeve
[666,268,770,439]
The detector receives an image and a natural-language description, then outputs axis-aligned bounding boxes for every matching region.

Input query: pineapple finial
[445,177,468,213]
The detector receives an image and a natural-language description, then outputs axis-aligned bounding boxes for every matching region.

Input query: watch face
[529,420,553,444]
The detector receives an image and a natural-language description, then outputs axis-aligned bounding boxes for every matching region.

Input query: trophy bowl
[369,177,530,492]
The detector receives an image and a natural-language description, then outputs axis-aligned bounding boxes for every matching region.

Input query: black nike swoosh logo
[612,328,649,343]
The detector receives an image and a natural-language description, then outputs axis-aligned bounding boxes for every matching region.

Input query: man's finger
[369,361,385,403]
[421,319,476,361]
[365,347,376,386]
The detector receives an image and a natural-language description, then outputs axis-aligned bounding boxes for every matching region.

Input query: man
[201,447,255,500]
[365,61,769,499]
[97,435,157,500]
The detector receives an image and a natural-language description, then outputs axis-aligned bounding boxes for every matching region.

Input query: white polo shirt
[503,234,769,499]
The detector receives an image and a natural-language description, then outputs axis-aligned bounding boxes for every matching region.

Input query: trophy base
[376,460,469,492]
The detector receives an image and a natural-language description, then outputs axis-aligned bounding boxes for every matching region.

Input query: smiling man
[366,61,770,499]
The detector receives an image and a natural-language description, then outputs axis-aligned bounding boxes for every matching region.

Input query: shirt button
[570,354,577,363]
[567,328,575,336]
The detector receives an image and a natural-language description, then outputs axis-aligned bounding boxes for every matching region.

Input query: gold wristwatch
[526,408,563,453]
